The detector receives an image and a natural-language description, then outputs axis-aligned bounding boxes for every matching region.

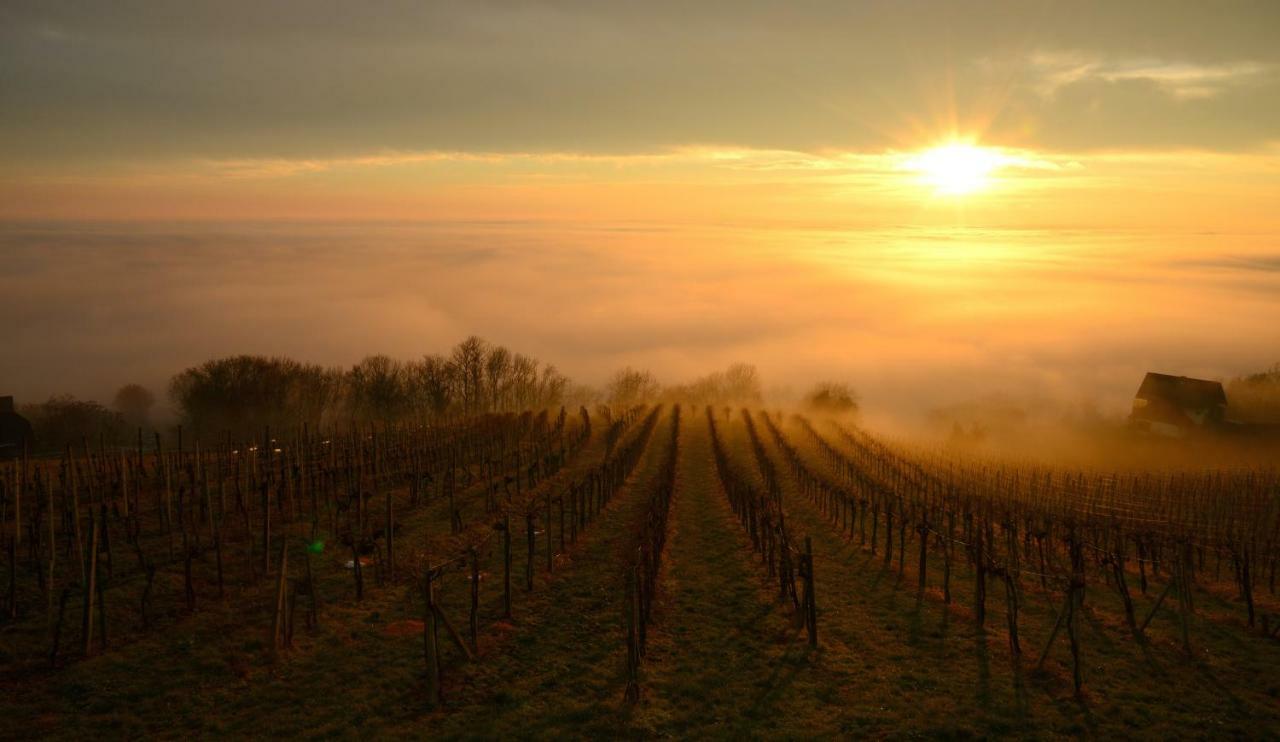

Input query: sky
[2,1,1279,419]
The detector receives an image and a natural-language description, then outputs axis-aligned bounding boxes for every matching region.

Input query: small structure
[0,396,33,459]
[1129,373,1227,437]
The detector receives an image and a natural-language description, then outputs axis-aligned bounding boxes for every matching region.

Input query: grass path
[420,407,673,738]
[729,413,1059,736]
[632,408,847,737]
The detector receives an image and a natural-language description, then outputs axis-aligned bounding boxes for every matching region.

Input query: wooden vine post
[270,538,289,661]
[525,513,534,591]
[804,536,818,647]
[81,513,100,657]
[468,547,480,653]
[624,564,641,703]
[423,568,440,708]
[502,517,512,619]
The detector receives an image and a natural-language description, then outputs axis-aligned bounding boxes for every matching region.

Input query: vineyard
[2,405,1279,737]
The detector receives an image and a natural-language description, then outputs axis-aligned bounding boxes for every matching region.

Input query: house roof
[1135,372,1226,409]
[0,411,32,451]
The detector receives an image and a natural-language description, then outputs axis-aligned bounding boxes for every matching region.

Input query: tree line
[13,336,870,452]
[14,337,572,449]
[169,336,572,435]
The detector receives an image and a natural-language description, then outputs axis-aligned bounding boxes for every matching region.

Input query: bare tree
[410,354,457,419]
[485,345,512,412]
[451,336,488,415]
[722,363,764,405]
[170,355,333,435]
[606,367,660,406]
[538,364,569,408]
[804,381,860,414]
[113,383,156,429]
[510,354,539,410]
[347,355,409,421]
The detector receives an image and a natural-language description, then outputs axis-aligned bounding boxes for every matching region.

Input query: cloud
[1178,253,1280,275]
[201,150,698,179]
[192,145,1074,183]
[1029,52,1271,101]
[6,2,1280,163]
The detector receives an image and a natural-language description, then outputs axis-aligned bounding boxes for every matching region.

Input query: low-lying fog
[3,220,1278,447]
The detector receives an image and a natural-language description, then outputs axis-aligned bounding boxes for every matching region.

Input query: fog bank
[3,220,1277,426]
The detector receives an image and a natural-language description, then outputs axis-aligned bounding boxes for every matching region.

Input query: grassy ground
[630,406,840,737]
[425,407,672,737]
[0,414,578,680]
[0,413,617,737]
[739,411,1280,737]
[3,407,1280,739]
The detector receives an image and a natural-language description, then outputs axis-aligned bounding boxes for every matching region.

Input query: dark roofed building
[0,396,33,459]
[1129,373,1227,437]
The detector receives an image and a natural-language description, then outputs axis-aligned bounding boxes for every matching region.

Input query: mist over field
[4,219,1278,426]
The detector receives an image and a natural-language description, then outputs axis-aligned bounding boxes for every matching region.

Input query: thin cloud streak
[1029,51,1273,100]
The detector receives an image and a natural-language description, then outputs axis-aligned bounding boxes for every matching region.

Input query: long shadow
[747,638,818,716]
[908,593,925,646]
[972,630,992,711]
[1009,657,1030,723]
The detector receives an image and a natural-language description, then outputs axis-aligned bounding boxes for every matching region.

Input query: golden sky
[2,1,1278,415]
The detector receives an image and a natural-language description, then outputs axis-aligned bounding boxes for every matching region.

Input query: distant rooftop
[1135,372,1226,409]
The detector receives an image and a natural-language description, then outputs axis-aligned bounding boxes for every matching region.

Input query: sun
[905,143,1004,196]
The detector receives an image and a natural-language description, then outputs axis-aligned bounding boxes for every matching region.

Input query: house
[0,396,33,459]
[1129,373,1227,437]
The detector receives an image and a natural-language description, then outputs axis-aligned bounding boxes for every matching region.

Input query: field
[2,405,1280,738]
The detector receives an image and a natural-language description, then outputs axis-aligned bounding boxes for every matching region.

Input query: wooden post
[974,527,986,629]
[502,517,512,619]
[70,454,85,585]
[271,538,289,660]
[351,540,364,601]
[805,536,818,647]
[1004,573,1021,656]
[570,486,578,543]
[469,547,479,653]
[261,480,272,578]
[50,586,71,666]
[917,521,928,593]
[46,476,56,628]
[81,513,99,657]
[624,564,640,703]
[215,522,225,599]
[304,549,318,628]
[1178,549,1192,655]
[525,513,534,591]
[424,570,440,708]
[1067,585,1083,695]
[884,504,893,568]
[385,488,395,583]
[942,511,953,604]
[9,457,19,620]
[1113,554,1139,640]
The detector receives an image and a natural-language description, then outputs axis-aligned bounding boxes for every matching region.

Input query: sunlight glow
[905,143,1005,196]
